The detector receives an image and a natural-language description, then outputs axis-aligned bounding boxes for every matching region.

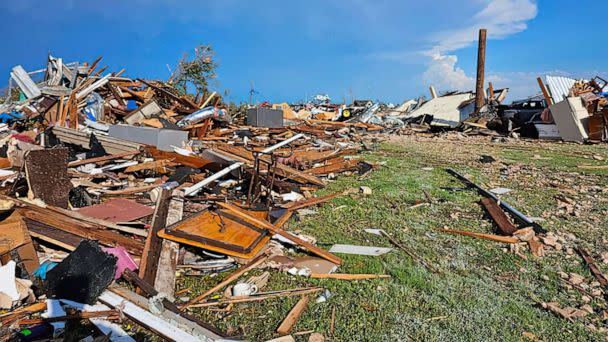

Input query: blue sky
[0,0,606,104]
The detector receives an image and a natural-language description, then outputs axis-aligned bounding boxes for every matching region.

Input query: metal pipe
[183,134,305,196]
[446,168,545,233]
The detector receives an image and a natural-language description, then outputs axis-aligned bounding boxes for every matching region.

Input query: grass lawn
[179,135,608,341]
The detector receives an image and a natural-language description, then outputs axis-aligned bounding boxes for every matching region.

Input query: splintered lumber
[305,158,361,175]
[103,183,160,196]
[4,195,145,255]
[284,192,342,211]
[575,247,608,289]
[0,302,47,325]
[274,210,293,228]
[125,159,175,173]
[68,151,139,167]
[86,56,102,74]
[48,205,147,237]
[480,197,517,235]
[309,273,390,280]
[189,287,324,308]
[17,310,118,325]
[217,202,342,265]
[183,252,271,308]
[276,296,311,334]
[440,228,519,244]
[447,169,545,234]
[139,189,171,290]
[145,146,214,169]
[20,207,144,254]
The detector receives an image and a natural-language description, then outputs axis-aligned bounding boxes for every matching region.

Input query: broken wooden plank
[145,146,214,169]
[68,151,139,167]
[103,184,160,196]
[189,287,324,308]
[440,228,519,243]
[480,197,518,235]
[217,202,342,265]
[125,159,175,173]
[284,192,342,211]
[276,296,310,335]
[305,158,361,175]
[575,247,608,289]
[153,194,183,300]
[139,189,171,291]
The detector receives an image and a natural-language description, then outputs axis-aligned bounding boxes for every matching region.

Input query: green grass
[179,138,608,341]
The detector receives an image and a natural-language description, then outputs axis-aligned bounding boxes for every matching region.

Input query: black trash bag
[45,240,117,304]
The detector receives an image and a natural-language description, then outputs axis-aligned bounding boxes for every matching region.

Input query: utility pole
[475,28,487,113]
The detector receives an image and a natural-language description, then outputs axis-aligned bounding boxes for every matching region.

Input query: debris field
[0,29,607,342]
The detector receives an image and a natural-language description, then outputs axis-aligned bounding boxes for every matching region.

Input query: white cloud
[423,54,474,91]
[423,0,537,92]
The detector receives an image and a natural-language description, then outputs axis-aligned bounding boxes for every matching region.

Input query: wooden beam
[276,296,310,334]
[139,189,171,290]
[284,192,342,211]
[575,247,608,289]
[217,202,342,265]
[153,195,183,299]
[480,197,517,235]
[86,56,103,75]
[537,77,554,106]
[440,228,519,244]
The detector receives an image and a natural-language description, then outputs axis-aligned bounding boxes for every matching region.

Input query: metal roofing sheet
[545,75,576,103]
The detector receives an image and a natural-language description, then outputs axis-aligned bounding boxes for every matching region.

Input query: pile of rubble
[0,55,383,341]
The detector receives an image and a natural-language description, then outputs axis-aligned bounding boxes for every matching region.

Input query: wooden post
[488,82,494,101]
[475,29,487,113]
[429,85,438,99]
[537,77,553,106]
[138,189,171,292]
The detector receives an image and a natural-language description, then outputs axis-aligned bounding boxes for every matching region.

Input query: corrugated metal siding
[545,75,576,103]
